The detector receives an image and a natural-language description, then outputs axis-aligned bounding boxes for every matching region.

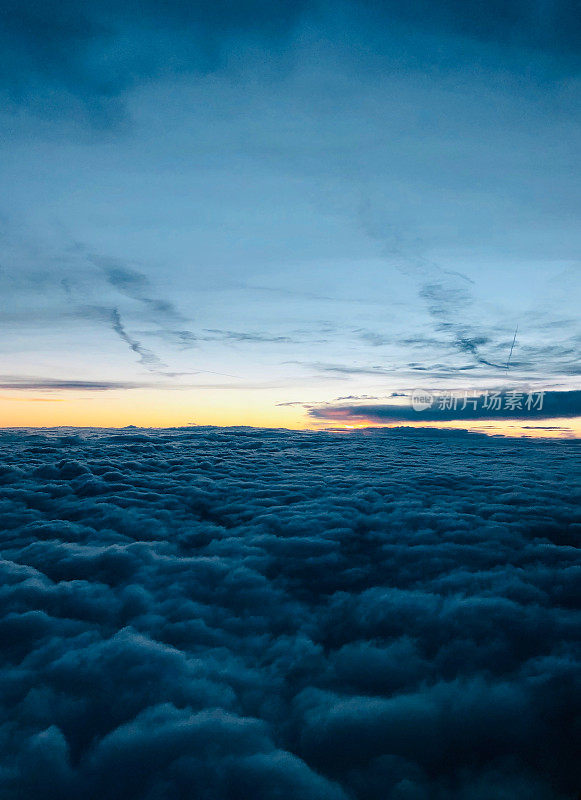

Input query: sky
[1,0,580,434]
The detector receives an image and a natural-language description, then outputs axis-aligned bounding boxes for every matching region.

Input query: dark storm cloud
[309,389,581,423]
[2,0,581,114]
[0,427,579,799]
[0,0,309,113]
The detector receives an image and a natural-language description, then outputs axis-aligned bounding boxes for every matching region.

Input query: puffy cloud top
[0,426,579,798]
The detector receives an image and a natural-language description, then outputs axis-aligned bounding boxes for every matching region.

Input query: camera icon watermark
[411,389,435,412]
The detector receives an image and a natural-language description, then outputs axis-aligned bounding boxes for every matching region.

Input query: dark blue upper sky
[1,0,580,429]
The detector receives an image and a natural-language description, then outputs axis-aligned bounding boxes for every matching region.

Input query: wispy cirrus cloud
[110,308,166,370]
[200,329,293,344]
[96,258,187,323]
[0,377,186,391]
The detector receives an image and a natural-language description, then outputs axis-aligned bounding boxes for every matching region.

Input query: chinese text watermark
[411,389,545,414]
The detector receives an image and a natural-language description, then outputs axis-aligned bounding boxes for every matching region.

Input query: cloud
[101,263,150,296]
[308,389,581,423]
[97,259,186,323]
[356,331,391,347]
[276,393,404,409]
[94,258,199,352]
[2,0,580,122]
[417,282,509,370]
[144,330,198,349]
[0,0,309,117]
[358,208,515,376]
[201,330,293,344]
[110,308,166,370]
[358,195,579,382]
[0,377,184,391]
[367,0,581,58]
[303,360,491,379]
[0,426,578,798]
[304,362,393,377]
[0,372,242,390]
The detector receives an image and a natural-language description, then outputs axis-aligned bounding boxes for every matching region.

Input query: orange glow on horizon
[312,417,581,439]
[0,389,579,438]
[0,389,305,430]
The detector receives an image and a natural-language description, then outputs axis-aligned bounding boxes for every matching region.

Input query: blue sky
[1,0,580,431]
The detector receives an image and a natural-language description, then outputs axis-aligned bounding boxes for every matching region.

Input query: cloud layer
[309,389,581,423]
[0,427,579,798]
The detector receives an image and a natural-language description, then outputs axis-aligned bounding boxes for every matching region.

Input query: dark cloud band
[309,389,581,423]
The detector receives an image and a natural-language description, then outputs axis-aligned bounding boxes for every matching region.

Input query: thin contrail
[506,324,518,371]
